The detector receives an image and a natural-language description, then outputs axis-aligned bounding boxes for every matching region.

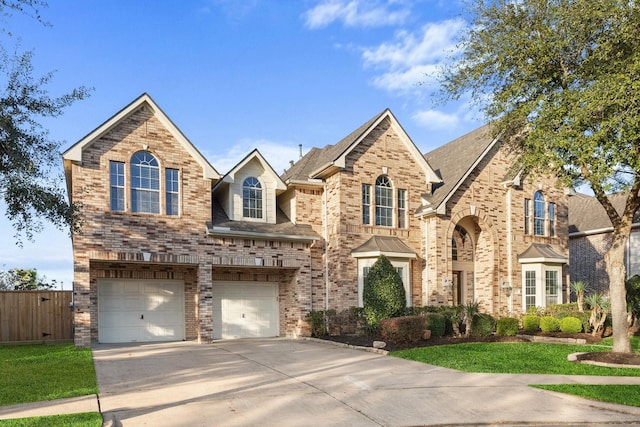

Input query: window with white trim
[397,188,407,228]
[524,198,530,234]
[533,191,545,236]
[525,270,536,310]
[362,184,371,225]
[242,177,263,218]
[110,161,125,212]
[165,168,179,216]
[375,175,393,227]
[131,152,160,214]
[545,270,559,307]
[549,202,555,237]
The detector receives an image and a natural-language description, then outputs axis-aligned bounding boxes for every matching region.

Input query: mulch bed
[320,331,640,366]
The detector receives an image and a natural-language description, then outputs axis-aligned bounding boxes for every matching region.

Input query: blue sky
[0,0,484,288]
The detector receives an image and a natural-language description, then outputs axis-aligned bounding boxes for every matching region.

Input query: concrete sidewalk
[0,395,100,420]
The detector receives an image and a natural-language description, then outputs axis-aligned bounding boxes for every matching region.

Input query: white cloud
[362,19,464,93]
[303,0,411,29]
[205,139,303,176]
[412,109,459,130]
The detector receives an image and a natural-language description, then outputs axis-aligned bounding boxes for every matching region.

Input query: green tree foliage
[441,0,640,353]
[0,267,57,290]
[363,255,406,327]
[626,275,640,327]
[0,0,90,244]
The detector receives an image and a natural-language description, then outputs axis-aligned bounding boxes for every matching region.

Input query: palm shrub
[461,301,481,337]
[586,292,609,337]
[570,281,589,312]
[559,316,583,333]
[522,314,540,333]
[496,317,519,336]
[363,255,406,327]
[540,316,560,332]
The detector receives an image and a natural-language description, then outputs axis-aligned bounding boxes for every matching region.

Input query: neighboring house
[63,94,569,346]
[569,193,640,293]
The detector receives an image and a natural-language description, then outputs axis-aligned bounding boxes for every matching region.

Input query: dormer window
[243,177,263,219]
[131,152,160,214]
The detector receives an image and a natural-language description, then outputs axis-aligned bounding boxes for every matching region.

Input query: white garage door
[212,281,279,339]
[98,279,185,343]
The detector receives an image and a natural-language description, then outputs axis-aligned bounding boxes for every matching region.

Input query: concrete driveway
[93,339,640,426]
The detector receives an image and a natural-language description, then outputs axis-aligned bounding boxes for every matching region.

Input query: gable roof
[418,125,500,216]
[283,109,440,185]
[569,192,640,235]
[518,243,567,264]
[62,93,220,181]
[351,235,417,259]
[213,148,286,193]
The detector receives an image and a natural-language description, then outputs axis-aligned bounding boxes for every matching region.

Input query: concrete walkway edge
[0,395,100,420]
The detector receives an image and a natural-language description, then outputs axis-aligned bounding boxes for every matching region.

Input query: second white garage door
[212,281,279,339]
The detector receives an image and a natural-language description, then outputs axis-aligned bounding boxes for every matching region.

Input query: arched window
[375,175,393,226]
[131,152,160,213]
[243,177,263,219]
[533,191,545,236]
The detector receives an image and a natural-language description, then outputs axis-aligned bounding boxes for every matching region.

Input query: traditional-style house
[63,94,570,346]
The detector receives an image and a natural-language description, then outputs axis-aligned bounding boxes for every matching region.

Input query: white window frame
[520,264,563,310]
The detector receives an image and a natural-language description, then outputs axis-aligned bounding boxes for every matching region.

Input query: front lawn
[391,341,640,376]
[392,337,640,408]
[0,412,103,427]
[0,344,98,406]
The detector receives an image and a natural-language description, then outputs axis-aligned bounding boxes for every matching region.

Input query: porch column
[197,261,213,342]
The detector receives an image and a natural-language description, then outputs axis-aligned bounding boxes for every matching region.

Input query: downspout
[323,181,329,311]
[506,185,513,315]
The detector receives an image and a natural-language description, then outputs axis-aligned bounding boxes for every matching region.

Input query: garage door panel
[213,281,278,339]
[98,279,185,343]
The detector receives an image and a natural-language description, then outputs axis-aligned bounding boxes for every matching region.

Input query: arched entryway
[448,210,498,312]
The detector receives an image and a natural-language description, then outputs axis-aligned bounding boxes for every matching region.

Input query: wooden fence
[0,291,73,342]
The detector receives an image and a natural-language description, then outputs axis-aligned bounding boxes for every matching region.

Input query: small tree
[586,292,609,337]
[570,281,589,312]
[363,255,406,327]
[0,268,57,290]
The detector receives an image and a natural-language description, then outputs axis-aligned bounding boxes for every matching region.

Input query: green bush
[424,313,446,337]
[540,316,560,332]
[559,316,583,333]
[363,255,407,326]
[471,314,495,337]
[496,317,519,336]
[439,309,458,336]
[523,314,540,333]
[379,316,426,343]
[306,310,327,336]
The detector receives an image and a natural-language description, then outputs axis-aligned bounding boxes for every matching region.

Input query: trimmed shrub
[379,316,426,343]
[559,316,583,333]
[540,316,560,332]
[471,314,495,337]
[522,315,540,333]
[439,309,458,336]
[424,313,446,337]
[363,255,406,326]
[496,317,519,336]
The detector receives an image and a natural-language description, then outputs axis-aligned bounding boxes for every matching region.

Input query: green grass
[532,384,640,407]
[391,337,640,407]
[0,412,103,427]
[0,344,98,406]
[392,341,640,375]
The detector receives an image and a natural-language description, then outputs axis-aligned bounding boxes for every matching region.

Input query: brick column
[197,262,213,342]
[73,256,91,347]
